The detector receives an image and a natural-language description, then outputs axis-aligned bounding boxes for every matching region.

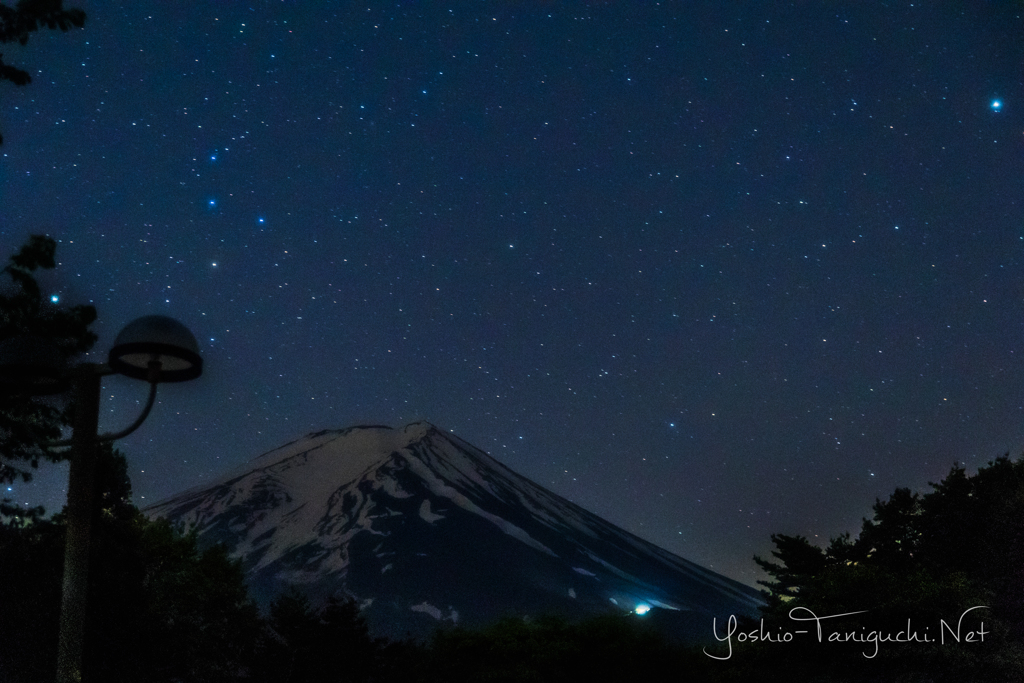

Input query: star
[991,99,1002,112]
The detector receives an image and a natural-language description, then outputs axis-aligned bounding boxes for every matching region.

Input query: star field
[2,2,1022,585]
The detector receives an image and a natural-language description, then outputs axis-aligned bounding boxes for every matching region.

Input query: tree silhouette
[423,613,702,682]
[0,445,265,682]
[0,0,85,144]
[0,235,96,501]
[752,457,1024,682]
[255,589,381,683]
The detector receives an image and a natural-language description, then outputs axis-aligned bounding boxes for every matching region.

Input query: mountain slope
[145,422,762,640]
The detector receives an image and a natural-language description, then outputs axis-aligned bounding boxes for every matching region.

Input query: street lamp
[0,315,202,683]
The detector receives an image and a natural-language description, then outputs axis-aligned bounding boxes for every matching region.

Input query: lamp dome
[108,315,202,382]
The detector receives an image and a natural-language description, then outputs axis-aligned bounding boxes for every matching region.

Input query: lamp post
[0,315,203,683]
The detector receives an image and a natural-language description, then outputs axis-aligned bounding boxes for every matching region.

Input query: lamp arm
[43,380,159,448]
[96,380,159,442]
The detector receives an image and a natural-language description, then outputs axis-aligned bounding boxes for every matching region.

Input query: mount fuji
[144,422,762,640]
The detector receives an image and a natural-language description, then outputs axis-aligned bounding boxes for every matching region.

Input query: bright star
[50,294,59,303]
[991,99,1002,111]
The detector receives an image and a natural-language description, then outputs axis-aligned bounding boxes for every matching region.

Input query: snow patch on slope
[419,499,445,523]
[410,602,459,623]
[403,452,557,557]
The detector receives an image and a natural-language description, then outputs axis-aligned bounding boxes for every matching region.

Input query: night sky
[2,1,1022,587]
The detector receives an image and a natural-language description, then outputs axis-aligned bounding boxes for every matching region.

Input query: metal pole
[55,365,101,683]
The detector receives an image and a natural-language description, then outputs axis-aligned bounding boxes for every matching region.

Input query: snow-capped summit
[145,422,761,640]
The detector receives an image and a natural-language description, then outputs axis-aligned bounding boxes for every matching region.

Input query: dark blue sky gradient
[2,1,1022,585]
